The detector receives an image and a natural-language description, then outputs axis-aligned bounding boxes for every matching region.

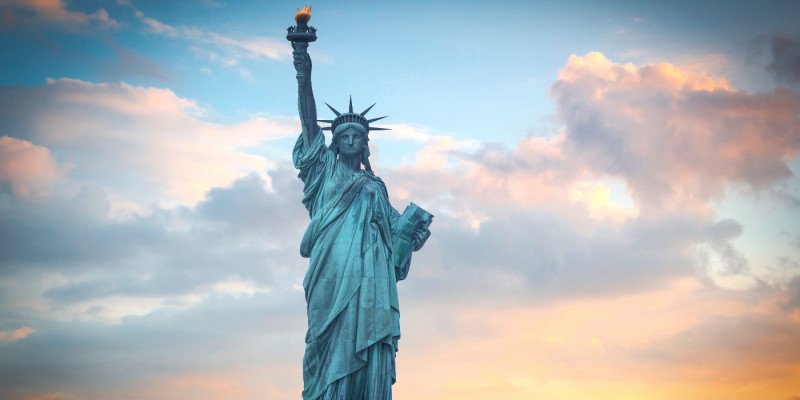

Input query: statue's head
[332,122,368,158]
[319,97,389,172]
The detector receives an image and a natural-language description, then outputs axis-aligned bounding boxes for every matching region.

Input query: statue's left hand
[412,228,431,252]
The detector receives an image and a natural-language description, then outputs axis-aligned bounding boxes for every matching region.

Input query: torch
[286,6,317,80]
[286,6,316,81]
[286,6,316,43]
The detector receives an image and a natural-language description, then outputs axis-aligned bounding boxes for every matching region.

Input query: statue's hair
[330,123,372,172]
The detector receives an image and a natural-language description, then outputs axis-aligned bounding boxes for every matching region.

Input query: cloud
[2,50,800,399]
[552,52,800,214]
[393,279,800,399]
[698,218,749,277]
[0,0,119,31]
[127,6,290,71]
[374,52,800,296]
[0,164,303,397]
[0,290,306,399]
[784,275,800,313]
[0,327,35,342]
[381,54,800,229]
[636,287,800,386]
[0,78,297,210]
[769,33,800,84]
[104,44,172,82]
[0,168,307,304]
[0,169,308,395]
[0,136,71,197]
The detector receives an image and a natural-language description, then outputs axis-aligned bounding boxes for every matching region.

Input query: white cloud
[129,6,290,70]
[0,78,297,211]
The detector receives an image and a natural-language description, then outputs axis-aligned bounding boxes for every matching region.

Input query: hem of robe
[305,340,395,400]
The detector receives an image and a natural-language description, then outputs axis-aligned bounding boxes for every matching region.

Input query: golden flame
[294,6,311,24]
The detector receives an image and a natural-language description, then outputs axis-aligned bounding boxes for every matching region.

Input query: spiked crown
[318,96,389,136]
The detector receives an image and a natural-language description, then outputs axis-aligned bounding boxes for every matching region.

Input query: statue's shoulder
[364,171,390,193]
[364,170,383,182]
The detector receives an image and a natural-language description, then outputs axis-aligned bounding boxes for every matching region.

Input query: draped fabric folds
[293,131,403,400]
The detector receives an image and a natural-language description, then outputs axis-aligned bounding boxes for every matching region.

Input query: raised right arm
[293,42,320,150]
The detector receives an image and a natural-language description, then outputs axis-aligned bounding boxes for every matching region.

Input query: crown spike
[324,99,389,135]
[325,103,341,116]
[367,116,388,123]
[360,103,377,116]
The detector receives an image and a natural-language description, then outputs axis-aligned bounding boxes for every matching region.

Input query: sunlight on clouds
[211,278,266,298]
[2,78,297,211]
[558,51,637,82]
[380,123,481,170]
[558,52,730,92]
[552,51,800,216]
[569,181,639,224]
[447,206,488,231]
[83,297,165,323]
[46,77,205,117]
[639,62,730,91]
[144,373,252,400]
[0,326,35,342]
[1,8,799,396]
[415,136,467,170]
[396,278,800,400]
[0,136,71,197]
[1,0,120,30]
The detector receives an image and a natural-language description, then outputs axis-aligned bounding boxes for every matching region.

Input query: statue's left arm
[389,205,431,282]
[412,227,431,252]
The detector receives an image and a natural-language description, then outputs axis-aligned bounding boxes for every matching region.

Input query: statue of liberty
[287,7,432,400]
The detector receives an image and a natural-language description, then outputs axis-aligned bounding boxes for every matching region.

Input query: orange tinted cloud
[0,0,118,30]
[0,326,35,342]
[552,52,800,214]
[385,52,799,228]
[393,279,800,399]
[0,136,69,197]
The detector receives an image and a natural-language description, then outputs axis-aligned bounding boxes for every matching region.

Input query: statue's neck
[339,154,362,172]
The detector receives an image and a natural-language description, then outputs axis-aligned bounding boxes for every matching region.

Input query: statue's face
[336,126,366,158]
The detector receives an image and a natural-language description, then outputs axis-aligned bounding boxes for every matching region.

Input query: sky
[1,0,800,399]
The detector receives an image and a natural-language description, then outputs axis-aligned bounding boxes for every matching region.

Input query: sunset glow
[1,1,799,399]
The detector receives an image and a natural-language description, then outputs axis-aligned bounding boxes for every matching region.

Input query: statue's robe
[293,131,409,400]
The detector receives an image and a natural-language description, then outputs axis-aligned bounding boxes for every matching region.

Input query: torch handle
[292,41,312,82]
[293,41,308,53]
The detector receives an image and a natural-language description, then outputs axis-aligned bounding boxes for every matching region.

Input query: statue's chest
[325,170,373,199]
